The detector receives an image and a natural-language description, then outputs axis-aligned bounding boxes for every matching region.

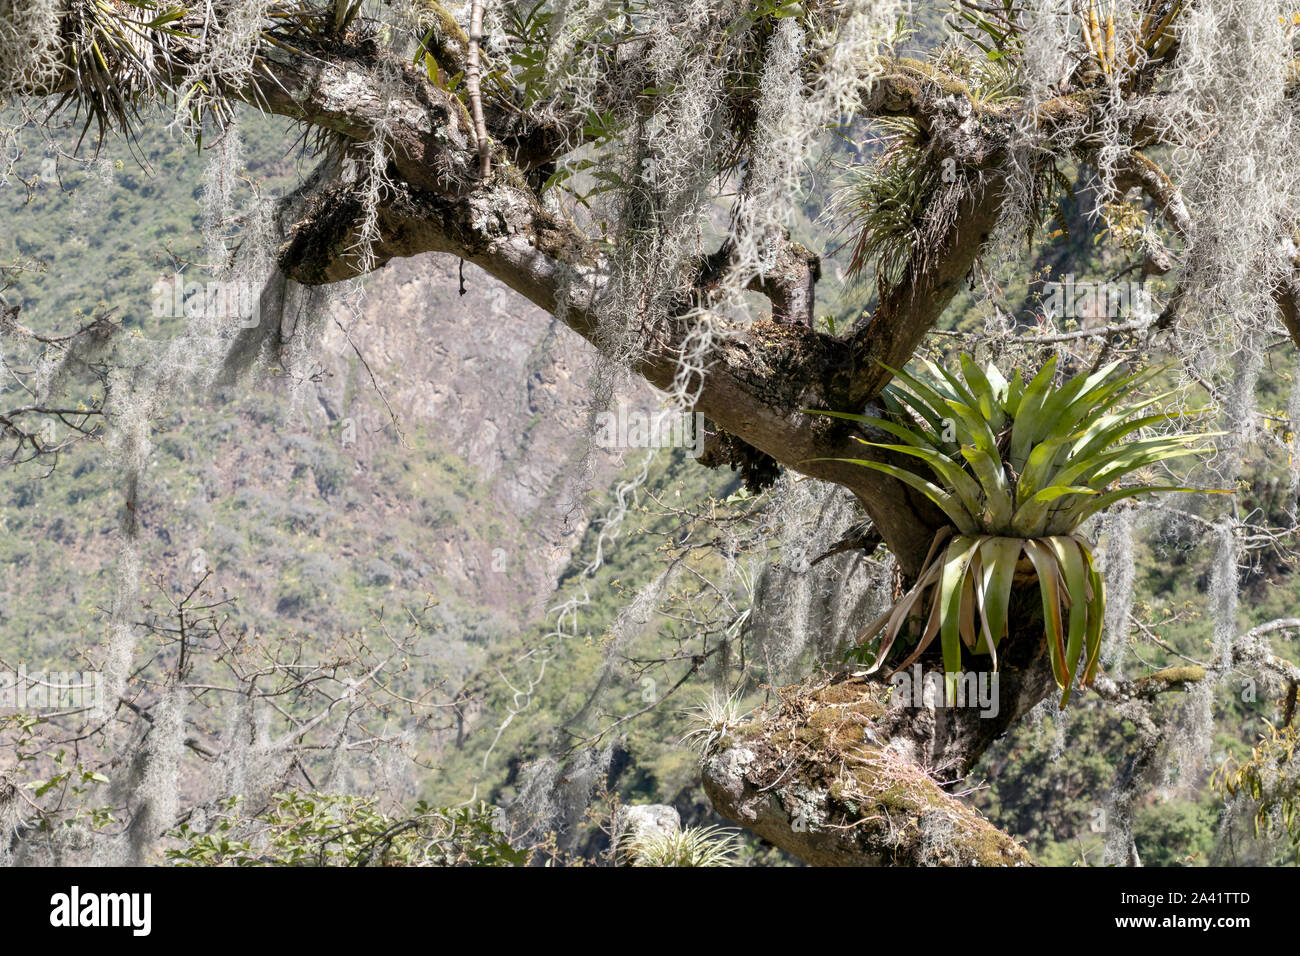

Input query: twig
[927,316,1155,344]
[467,1,491,178]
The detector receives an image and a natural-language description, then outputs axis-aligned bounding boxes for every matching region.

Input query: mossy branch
[701,676,1034,866]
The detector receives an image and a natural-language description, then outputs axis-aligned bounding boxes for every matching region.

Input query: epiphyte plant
[810,355,1228,706]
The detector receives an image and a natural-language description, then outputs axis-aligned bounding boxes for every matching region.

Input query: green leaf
[884,386,953,447]
[1086,440,1218,488]
[1008,357,1058,470]
[1080,547,1106,686]
[959,353,1006,430]
[881,363,967,439]
[852,441,987,520]
[940,394,1001,461]
[1065,485,1231,528]
[1045,536,1089,706]
[973,536,1021,661]
[960,444,1014,530]
[1004,366,1026,417]
[938,535,982,688]
[1022,539,1068,695]
[1011,484,1098,537]
[804,409,942,449]
[1015,434,1073,507]
[1066,391,1180,456]
[804,457,979,533]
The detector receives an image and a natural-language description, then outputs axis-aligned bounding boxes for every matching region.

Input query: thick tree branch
[701,674,1033,866]
[848,176,1007,407]
[702,587,1066,866]
[103,30,958,572]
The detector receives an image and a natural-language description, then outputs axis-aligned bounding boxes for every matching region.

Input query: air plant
[1079,0,1183,91]
[832,116,938,287]
[832,106,1067,288]
[620,824,740,867]
[810,355,1227,706]
[680,687,751,757]
[55,0,187,144]
[40,2,389,143]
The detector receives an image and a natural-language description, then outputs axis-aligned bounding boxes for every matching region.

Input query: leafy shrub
[167,794,528,867]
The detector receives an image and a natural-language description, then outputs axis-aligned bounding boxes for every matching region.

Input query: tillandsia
[809,356,1229,706]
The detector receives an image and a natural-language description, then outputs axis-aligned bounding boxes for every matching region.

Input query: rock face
[1,233,650,761]
[314,251,618,617]
[700,675,1034,867]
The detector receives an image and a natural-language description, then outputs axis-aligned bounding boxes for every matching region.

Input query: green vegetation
[167,793,527,866]
[2,0,1299,864]
[821,356,1225,704]
[620,824,739,867]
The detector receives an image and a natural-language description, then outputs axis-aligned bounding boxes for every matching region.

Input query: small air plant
[831,116,937,287]
[621,825,740,867]
[832,105,1064,288]
[809,355,1227,706]
[680,688,750,757]
[946,0,1184,95]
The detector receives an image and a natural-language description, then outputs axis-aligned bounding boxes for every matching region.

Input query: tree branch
[465,0,490,179]
[701,674,1032,866]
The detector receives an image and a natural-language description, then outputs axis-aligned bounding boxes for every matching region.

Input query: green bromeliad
[811,355,1227,707]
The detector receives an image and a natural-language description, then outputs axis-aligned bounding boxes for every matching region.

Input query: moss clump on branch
[1135,664,1207,690]
[702,675,1033,866]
